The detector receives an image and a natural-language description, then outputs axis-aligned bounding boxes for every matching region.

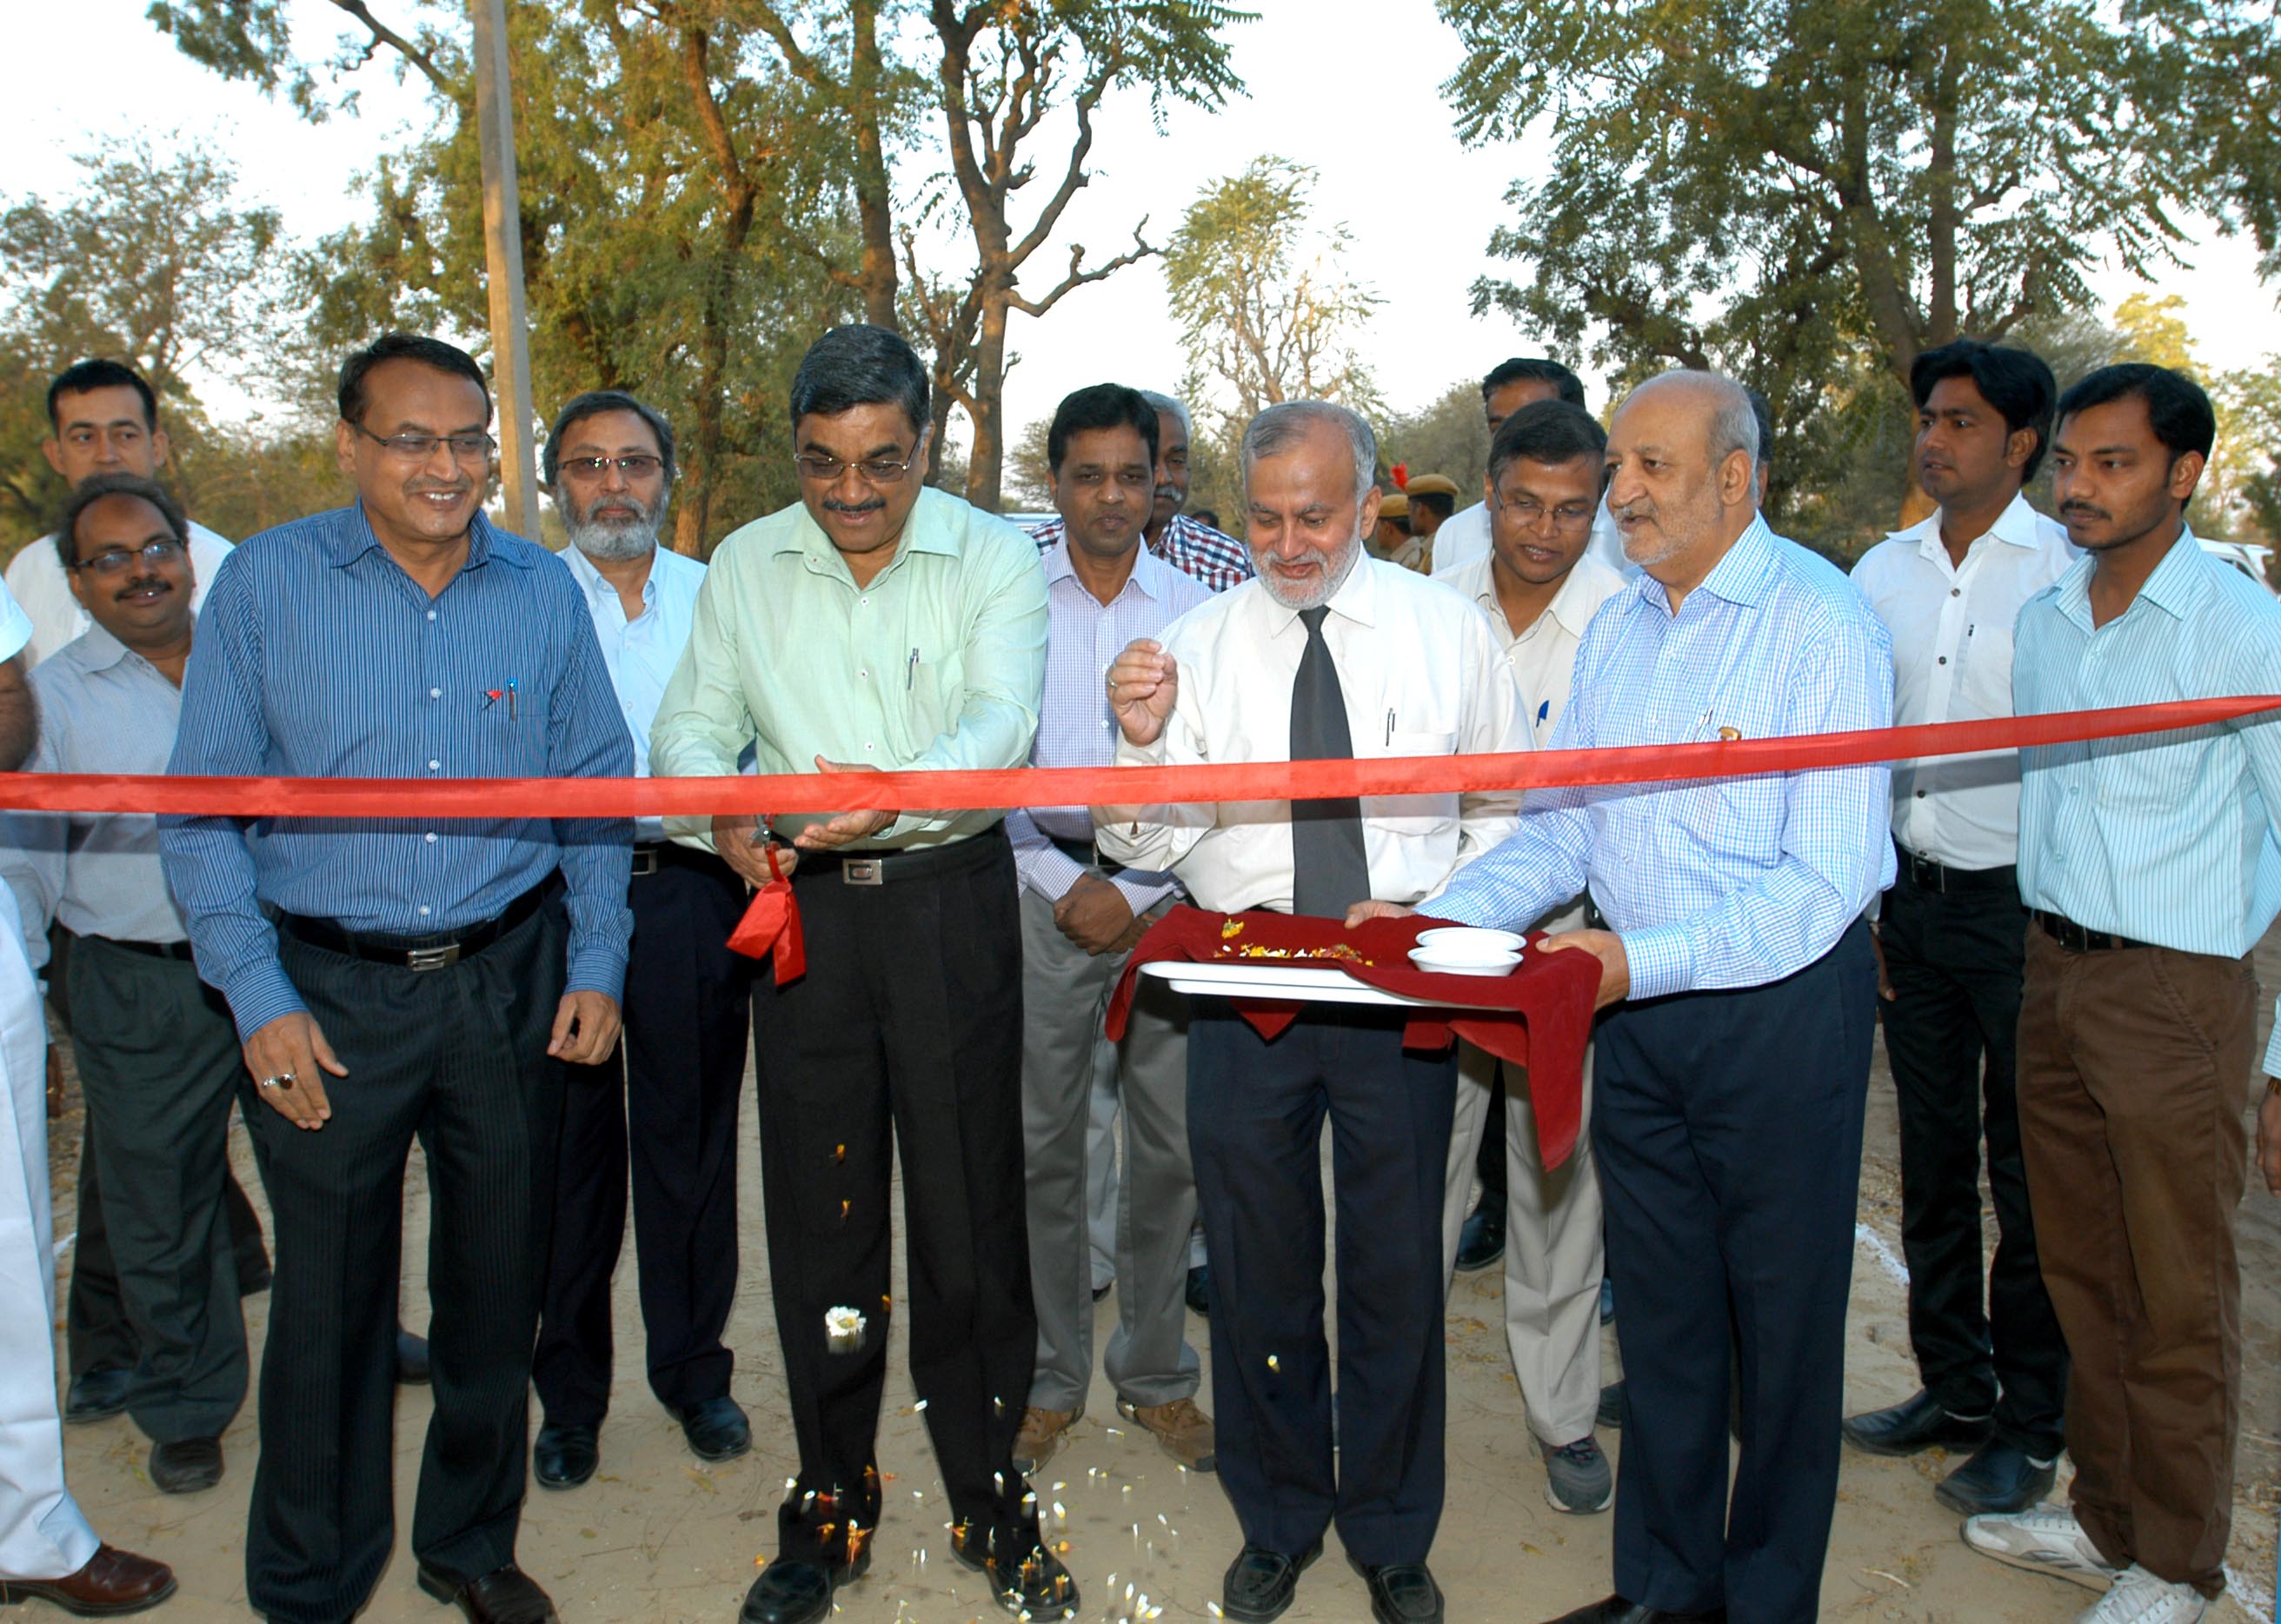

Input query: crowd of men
[0,316,2269,1624]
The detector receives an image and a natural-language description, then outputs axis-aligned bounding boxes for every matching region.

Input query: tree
[1376,380,1490,501]
[1438,0,2271,525]
[1162,156,1380,441]
[916,0,1248,511]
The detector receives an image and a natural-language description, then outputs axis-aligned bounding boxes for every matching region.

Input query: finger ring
[257,1075,284,1090]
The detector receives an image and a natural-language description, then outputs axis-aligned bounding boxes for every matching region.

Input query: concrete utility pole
[469,0,539,538]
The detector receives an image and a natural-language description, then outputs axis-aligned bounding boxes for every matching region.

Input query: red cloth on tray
[1105,906,1600,1168]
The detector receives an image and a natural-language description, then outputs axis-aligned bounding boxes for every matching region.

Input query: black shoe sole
[1222,1542,1323,1623]
[1840,1426,1990,1459]
[533,1460,598,1491]
[1453,1246,1506,1275]
[1933,1468,2057,1517]
[61,1403,130,1427]
[1347,1556,1445,1624]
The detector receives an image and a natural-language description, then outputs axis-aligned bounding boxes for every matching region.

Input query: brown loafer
[1118,1395,1218,1472]
[0,1545,177,1615]
[1012,1405,1081,1474]
[416,1562,558,1624]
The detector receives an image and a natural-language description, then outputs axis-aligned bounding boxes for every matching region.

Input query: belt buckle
[841,858,885,887]
[629,849,659,877]
[406,943,462,973]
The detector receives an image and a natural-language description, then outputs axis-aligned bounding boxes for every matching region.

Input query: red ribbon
[725,843,806,984]
[0,696,2270,817]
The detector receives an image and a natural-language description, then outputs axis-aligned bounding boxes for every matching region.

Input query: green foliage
[1376,380,1490,503]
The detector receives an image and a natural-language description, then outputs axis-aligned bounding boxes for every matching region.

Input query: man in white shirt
[1006,385,1214,1481]
[1100,401,1526,1624]
[1435,401,1628,1516]
[7,360,234,667]
[1845,341,2075,1515]
[1431,359,1626,584]
[529,391,755,1488]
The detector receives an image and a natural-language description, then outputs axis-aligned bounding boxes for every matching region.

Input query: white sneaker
[2077,1566,2209,1623]
[1961,1504,2119,1592]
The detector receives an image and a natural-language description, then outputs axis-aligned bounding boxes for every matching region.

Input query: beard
[1254,526,1363,610]
[564,491,667,561]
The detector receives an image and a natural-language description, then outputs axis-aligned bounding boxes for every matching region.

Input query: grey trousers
[65,935,249,1442]
[1019,886,1199,1412]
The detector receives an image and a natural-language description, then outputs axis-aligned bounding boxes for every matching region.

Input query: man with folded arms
[1844,339,2074,1516]
[162,331,632,1624]
[530,390,754,1489]
[1100,399,1525,1624]
[1433,400,1627,1516]
[1367,370,1892,1624]
[651,323,1069,1624]
[1006,383,1213,1481]
[1962,363,2281,1624]
[1,475,252,1498]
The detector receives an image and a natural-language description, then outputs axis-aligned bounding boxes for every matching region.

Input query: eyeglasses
[558,454,665,482]
[1491,491,1597,533]
[68,538,183,576]
[795,451,916,485]
[352,423,497,463]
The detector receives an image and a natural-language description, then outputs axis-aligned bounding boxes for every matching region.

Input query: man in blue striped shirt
[1962,364,2280,1624]
[161,333,633,1624]
[1365,370,1893,1624]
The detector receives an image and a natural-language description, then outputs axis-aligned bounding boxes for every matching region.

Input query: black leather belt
[795,822,1008,887]
[280,876,555,971]
[90,935,196,962]
[1047,832,1126,877]
[630,842,722,880]
[1896,845,2018,895]
[2032,909,2161,954]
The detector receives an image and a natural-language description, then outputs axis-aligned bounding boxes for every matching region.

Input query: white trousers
[0,910,98,1580]
[1440,1040,1605,1448]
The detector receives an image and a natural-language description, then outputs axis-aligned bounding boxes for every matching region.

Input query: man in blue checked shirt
[161,333,633,1624]
[1960,364,2279,1624]
[1360,369,1893,1624]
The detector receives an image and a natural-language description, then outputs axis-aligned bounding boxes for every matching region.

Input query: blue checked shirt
[161,503,635,1041]
[2014,531,2281,1075]
[1431,517,1896,999]
[1029,511,1255,593]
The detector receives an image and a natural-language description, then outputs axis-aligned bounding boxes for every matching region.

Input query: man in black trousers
[163,332,633,1624]
[651,324,1067,1624]
[531,389,754,1488]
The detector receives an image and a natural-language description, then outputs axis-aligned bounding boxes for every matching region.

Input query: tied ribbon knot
[727,843,805,983]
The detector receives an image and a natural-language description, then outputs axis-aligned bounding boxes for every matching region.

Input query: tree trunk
[963,266,1012,511]
[848,0,899,329]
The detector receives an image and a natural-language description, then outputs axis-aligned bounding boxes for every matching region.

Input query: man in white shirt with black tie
[1845,341,2075,1518]
[1099,401,1526,1624]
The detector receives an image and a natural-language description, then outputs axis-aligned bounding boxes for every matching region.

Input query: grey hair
[1240,400,1378,507]
[1638,369,1760,488]
[1140,390,1192,439]
[544,389,678,486]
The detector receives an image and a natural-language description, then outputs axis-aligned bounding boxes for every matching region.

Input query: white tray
[1140,958,1436,1008]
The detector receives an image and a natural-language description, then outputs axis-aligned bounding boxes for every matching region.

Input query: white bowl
[1408,946,1521,977]
[1415,927,1526,954]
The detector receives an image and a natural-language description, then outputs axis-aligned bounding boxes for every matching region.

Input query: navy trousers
[1187,1003,1455,1567]
[1596,921,1875,1622]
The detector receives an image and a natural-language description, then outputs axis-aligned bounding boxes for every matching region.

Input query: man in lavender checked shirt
[1007,385,1216,1479]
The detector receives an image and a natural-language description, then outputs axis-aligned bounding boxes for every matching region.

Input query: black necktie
[1288,606,1372,918]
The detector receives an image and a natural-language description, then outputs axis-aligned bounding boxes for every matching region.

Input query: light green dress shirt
[651,486,1048,849]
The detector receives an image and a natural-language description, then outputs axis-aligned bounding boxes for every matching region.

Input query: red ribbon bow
[727,843,806,982]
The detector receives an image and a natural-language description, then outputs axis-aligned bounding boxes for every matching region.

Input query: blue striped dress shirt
[1430,517,1896,998]
[160,503,635,1041]
[2014,530,2281,1075]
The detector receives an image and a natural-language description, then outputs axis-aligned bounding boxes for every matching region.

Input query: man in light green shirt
[649,323,1066,1624]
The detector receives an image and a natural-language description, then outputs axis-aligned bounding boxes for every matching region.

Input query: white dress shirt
[1430,499,1628,582]
[1852,492,2076,871]
[1095,556,1528,914]
[1440,552,1628,741]
[7,520,233,667]
[564,541,707,844]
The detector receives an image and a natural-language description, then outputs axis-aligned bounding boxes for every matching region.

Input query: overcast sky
[17,0,2281,449]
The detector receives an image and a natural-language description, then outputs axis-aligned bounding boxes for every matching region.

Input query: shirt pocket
[1366,727,1460,833]
[905,648,968,753]
[1706,775,1787,866]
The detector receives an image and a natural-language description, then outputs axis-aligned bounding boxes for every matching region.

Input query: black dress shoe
[1454,1202,1505,1273]
[1185,1265,1212,1315]
[63,1368,132,1425]
[416,1562,558,1624]
[1222,1540,1321,1623]
[1351,1558,1445,1624]
[1597,1380,1625,1429]
[148,1436,224,1494]
[1839,1388,1991,1457]
[1092,1281,1113,1302]
[736,1548,871,1624]
[674,1394,751,1462]
[1542,1596,1728,1623]
[396,1327,431,1386]
[1934,1437,2057,1514]
[533,1421,599,1489]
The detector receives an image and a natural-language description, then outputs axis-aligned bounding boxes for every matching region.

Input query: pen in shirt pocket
[907,648,919,690]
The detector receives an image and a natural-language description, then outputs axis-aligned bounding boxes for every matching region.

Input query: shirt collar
[1260,546,1380,636]
[1044,536,1177,605]
[2052,526,2207,627]
[323,503,521,570]
[1635,514,1775,614]
[1462,553,1603,642]
[1890,490,2049,562]
[561,538,656,608]
[771,486,962,572]
[69,620,134,674]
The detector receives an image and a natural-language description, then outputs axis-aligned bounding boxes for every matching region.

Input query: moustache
[823,498,887,515]
[408,483,470,499]
[115,575,172,599]
[1611,501,1657,524]
[2058,503,2110,522]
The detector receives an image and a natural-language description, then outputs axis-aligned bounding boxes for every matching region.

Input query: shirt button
[864,742,874,752]
[427,609,438,621]
[417,905,431,917]
[424,832,438,843]
[1938,656,1948,665]
[428,760,441,772]
[1914,789,1927,798]
[429,687,442,699]
[1951,589,1960,598]
[860,669,868,678]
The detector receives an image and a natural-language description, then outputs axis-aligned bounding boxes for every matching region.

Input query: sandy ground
[38,936,2281,1624]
